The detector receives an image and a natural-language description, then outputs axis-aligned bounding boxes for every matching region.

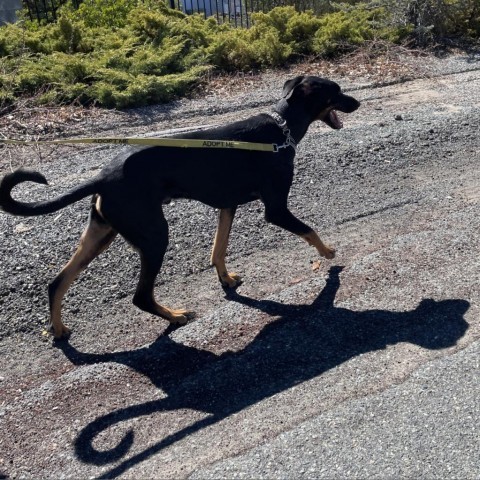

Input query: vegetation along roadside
[0,0,479,111]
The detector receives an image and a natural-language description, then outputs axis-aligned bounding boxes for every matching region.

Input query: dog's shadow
[57,266,469,478]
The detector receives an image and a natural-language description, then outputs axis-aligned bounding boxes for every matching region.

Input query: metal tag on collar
[269,111,287,128]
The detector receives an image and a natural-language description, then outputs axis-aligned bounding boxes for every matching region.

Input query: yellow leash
[0,136,277,152]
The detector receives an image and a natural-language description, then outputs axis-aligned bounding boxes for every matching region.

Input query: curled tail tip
[8,168,48,186]
[1,168,96,216]
[0,169,49,214]
[0,168,48,193]
[31,171,48,185]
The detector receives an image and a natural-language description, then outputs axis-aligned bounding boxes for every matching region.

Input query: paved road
[192,342,479,478]
[0,60,479,478]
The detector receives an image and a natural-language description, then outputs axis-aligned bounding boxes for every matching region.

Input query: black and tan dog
[0,76,360,338]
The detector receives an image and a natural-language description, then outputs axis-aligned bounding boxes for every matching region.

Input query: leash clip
[268,112,297,153]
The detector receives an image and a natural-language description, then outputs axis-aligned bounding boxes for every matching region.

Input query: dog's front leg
[264,205,335,259]
[300,229,336,259]
[211,207,242,287]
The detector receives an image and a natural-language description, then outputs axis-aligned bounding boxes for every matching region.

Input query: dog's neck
[273,99,313,145]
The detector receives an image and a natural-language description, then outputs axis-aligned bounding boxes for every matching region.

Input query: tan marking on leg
[210,208,241,287]
[300,230,335,259]
[156,306,192,325]
[49,218,116,338]
[133,293,194,325]
[95,195,107,221]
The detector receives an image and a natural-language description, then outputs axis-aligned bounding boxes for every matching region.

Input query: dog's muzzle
[320,94,360,130]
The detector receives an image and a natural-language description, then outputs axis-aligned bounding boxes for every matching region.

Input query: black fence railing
[169,0,330,27]
[22,0,81,22]
[170,0,255,27]
[21,0,330,27]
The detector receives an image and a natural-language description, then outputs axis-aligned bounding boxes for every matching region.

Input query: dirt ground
[0,53,479,478]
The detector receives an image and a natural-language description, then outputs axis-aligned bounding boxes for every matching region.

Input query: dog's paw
[220,272,242,288]
[168,309,195,326]
[322,246,336,260]
[49,323,72,340]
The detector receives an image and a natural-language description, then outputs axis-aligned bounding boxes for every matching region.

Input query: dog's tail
[0,169,100,217]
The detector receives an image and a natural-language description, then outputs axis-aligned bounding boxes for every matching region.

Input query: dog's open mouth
[318,109,344,129]
[326,109,343,129]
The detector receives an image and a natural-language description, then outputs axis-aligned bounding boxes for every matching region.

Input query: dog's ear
[282,76,305,100]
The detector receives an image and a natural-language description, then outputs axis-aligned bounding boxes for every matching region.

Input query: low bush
[252,7,322,55]
[313,6,410,55]
[403,0,480,44]
[1,0,475,110]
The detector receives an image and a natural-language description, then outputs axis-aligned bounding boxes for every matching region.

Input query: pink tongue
[330,110,343,128]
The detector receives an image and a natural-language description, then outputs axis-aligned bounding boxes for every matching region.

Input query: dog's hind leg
[211,207,242,288]
[48,205,117,339]
[127,211,193,326]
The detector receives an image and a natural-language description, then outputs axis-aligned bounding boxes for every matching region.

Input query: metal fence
[22,0,81,22]
[169,0,329,27]
[170,0,254,27]
[21,0,329,26]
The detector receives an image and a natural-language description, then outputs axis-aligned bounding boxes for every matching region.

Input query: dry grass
[202,41,438,96]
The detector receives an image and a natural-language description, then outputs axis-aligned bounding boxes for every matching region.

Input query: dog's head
[282,76,360,129]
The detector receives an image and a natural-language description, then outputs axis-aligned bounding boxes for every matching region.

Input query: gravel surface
[0,53,479,479]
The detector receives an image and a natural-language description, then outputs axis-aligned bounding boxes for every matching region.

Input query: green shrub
[2,0,471,110]
[0,22,56,55]
[286,11,323,54]
[129,40,186,76]
[406,0,480,40]
[91,66,208,108]
[313,6,407,55]
[207,22,291,71]
[70,0,138,29]
[16,58,56,93]
[128,8,173,45]
[251,6,295,44]
[247,24,292,67]
[253,7,321,55]
[53,16,83,52]
[207,29,257,71]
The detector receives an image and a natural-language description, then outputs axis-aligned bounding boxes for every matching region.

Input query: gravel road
[0,54,479,479]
